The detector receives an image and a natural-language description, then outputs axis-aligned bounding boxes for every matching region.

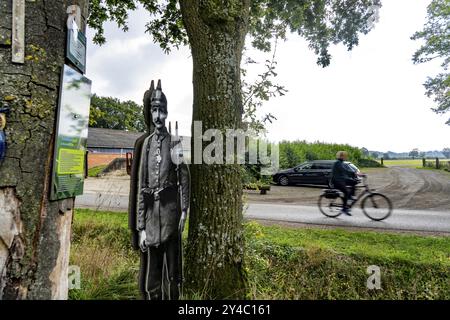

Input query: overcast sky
[86,0,449,153]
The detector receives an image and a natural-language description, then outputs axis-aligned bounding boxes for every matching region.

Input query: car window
[298,163,312,170]
[312,163,332,169]
[345,162,359,172]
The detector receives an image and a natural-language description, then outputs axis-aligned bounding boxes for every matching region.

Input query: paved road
[75,192,450,234]
[246,203,450,234]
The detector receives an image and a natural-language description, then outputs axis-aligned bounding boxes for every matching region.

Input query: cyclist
[331,151,359,215]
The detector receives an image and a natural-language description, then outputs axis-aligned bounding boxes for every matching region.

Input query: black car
[273,160,360,187]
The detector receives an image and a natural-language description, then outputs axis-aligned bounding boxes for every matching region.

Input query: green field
[70,209,450,300]
[379,159,450,168]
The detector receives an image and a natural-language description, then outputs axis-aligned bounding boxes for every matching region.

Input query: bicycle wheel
[361,193,393,221]
[318,194,344,218]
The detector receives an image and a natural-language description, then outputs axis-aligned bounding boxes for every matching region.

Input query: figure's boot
[138,251,148,300]
[168,277,180,300]
[148,287,162,300]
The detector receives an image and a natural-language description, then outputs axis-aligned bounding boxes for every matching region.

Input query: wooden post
[422,158,426,167]
[380,158,384,166]
[12,0,25,63]
[126,152,133,175]
[436,157,440,169]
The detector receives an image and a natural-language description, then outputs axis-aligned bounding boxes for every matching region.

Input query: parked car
[273,160,360,187]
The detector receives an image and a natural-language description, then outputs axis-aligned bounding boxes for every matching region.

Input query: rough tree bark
[179,1,251,299]
[0,0,88,299]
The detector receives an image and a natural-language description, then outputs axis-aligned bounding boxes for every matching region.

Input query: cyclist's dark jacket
[331,159,354,183]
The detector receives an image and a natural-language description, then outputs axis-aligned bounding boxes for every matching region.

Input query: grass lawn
[87,165,107,177]
[260,224,450,266]
[70,209,450,300]
[380,159,450,168]
[380,159,423,167]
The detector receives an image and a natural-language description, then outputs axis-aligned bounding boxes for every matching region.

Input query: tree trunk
[179,1,250,299]
[0,0,88,299]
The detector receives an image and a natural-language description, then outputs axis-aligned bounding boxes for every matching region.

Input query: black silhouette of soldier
[129,80,189,300]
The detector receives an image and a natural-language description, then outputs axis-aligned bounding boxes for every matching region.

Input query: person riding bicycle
[331,151,359,216]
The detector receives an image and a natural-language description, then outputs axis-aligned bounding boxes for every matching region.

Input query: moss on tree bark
[180,0,251,299]
[0,0,88,300]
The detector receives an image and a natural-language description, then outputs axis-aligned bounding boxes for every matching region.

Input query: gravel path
[245,167,450,212]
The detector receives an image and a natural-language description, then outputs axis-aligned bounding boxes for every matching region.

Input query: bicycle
[318,174,393,221]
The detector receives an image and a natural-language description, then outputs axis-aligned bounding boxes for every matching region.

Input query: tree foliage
[442,147,450,158]
[361,147,369,157]
[241,40,287,133]
[88,0,382,67]
[409,148,419,159]
[412,0,450,124]
[370,151,381,159]
[248,0,381,66]
[89,94,145,131]
[279,140,363,168]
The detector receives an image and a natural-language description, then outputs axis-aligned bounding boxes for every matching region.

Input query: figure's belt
[152,187,165,201]
[143,184,175,202]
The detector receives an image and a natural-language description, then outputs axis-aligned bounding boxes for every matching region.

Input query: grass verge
[87,165,107,177]
[70,209,450,300]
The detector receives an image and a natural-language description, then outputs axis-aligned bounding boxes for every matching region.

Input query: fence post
[84,150,89,178]
[380,158,384,166]
[436,157,440,169]
[126,152,133,175]
[422,158,426,167]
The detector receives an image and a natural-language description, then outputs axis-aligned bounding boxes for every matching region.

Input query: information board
[66,20,87,74]
[50,64,91,200]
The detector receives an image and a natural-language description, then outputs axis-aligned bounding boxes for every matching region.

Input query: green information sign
[66,24,87,74]
[50,64,92,200]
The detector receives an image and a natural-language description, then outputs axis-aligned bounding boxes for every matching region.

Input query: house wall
[86,138,192,169]
[87,153,127,169]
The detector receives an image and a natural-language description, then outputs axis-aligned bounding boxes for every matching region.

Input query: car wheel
[278,175,289,186]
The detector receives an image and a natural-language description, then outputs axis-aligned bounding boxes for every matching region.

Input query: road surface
[246,167,450,211]
[245,203,450,234]
[75,192,450,235]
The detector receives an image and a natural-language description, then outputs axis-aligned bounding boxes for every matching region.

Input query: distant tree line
[370,148,450,160]
[443,148,450,158]
[279,141,363,169]
[89,94,145,132]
